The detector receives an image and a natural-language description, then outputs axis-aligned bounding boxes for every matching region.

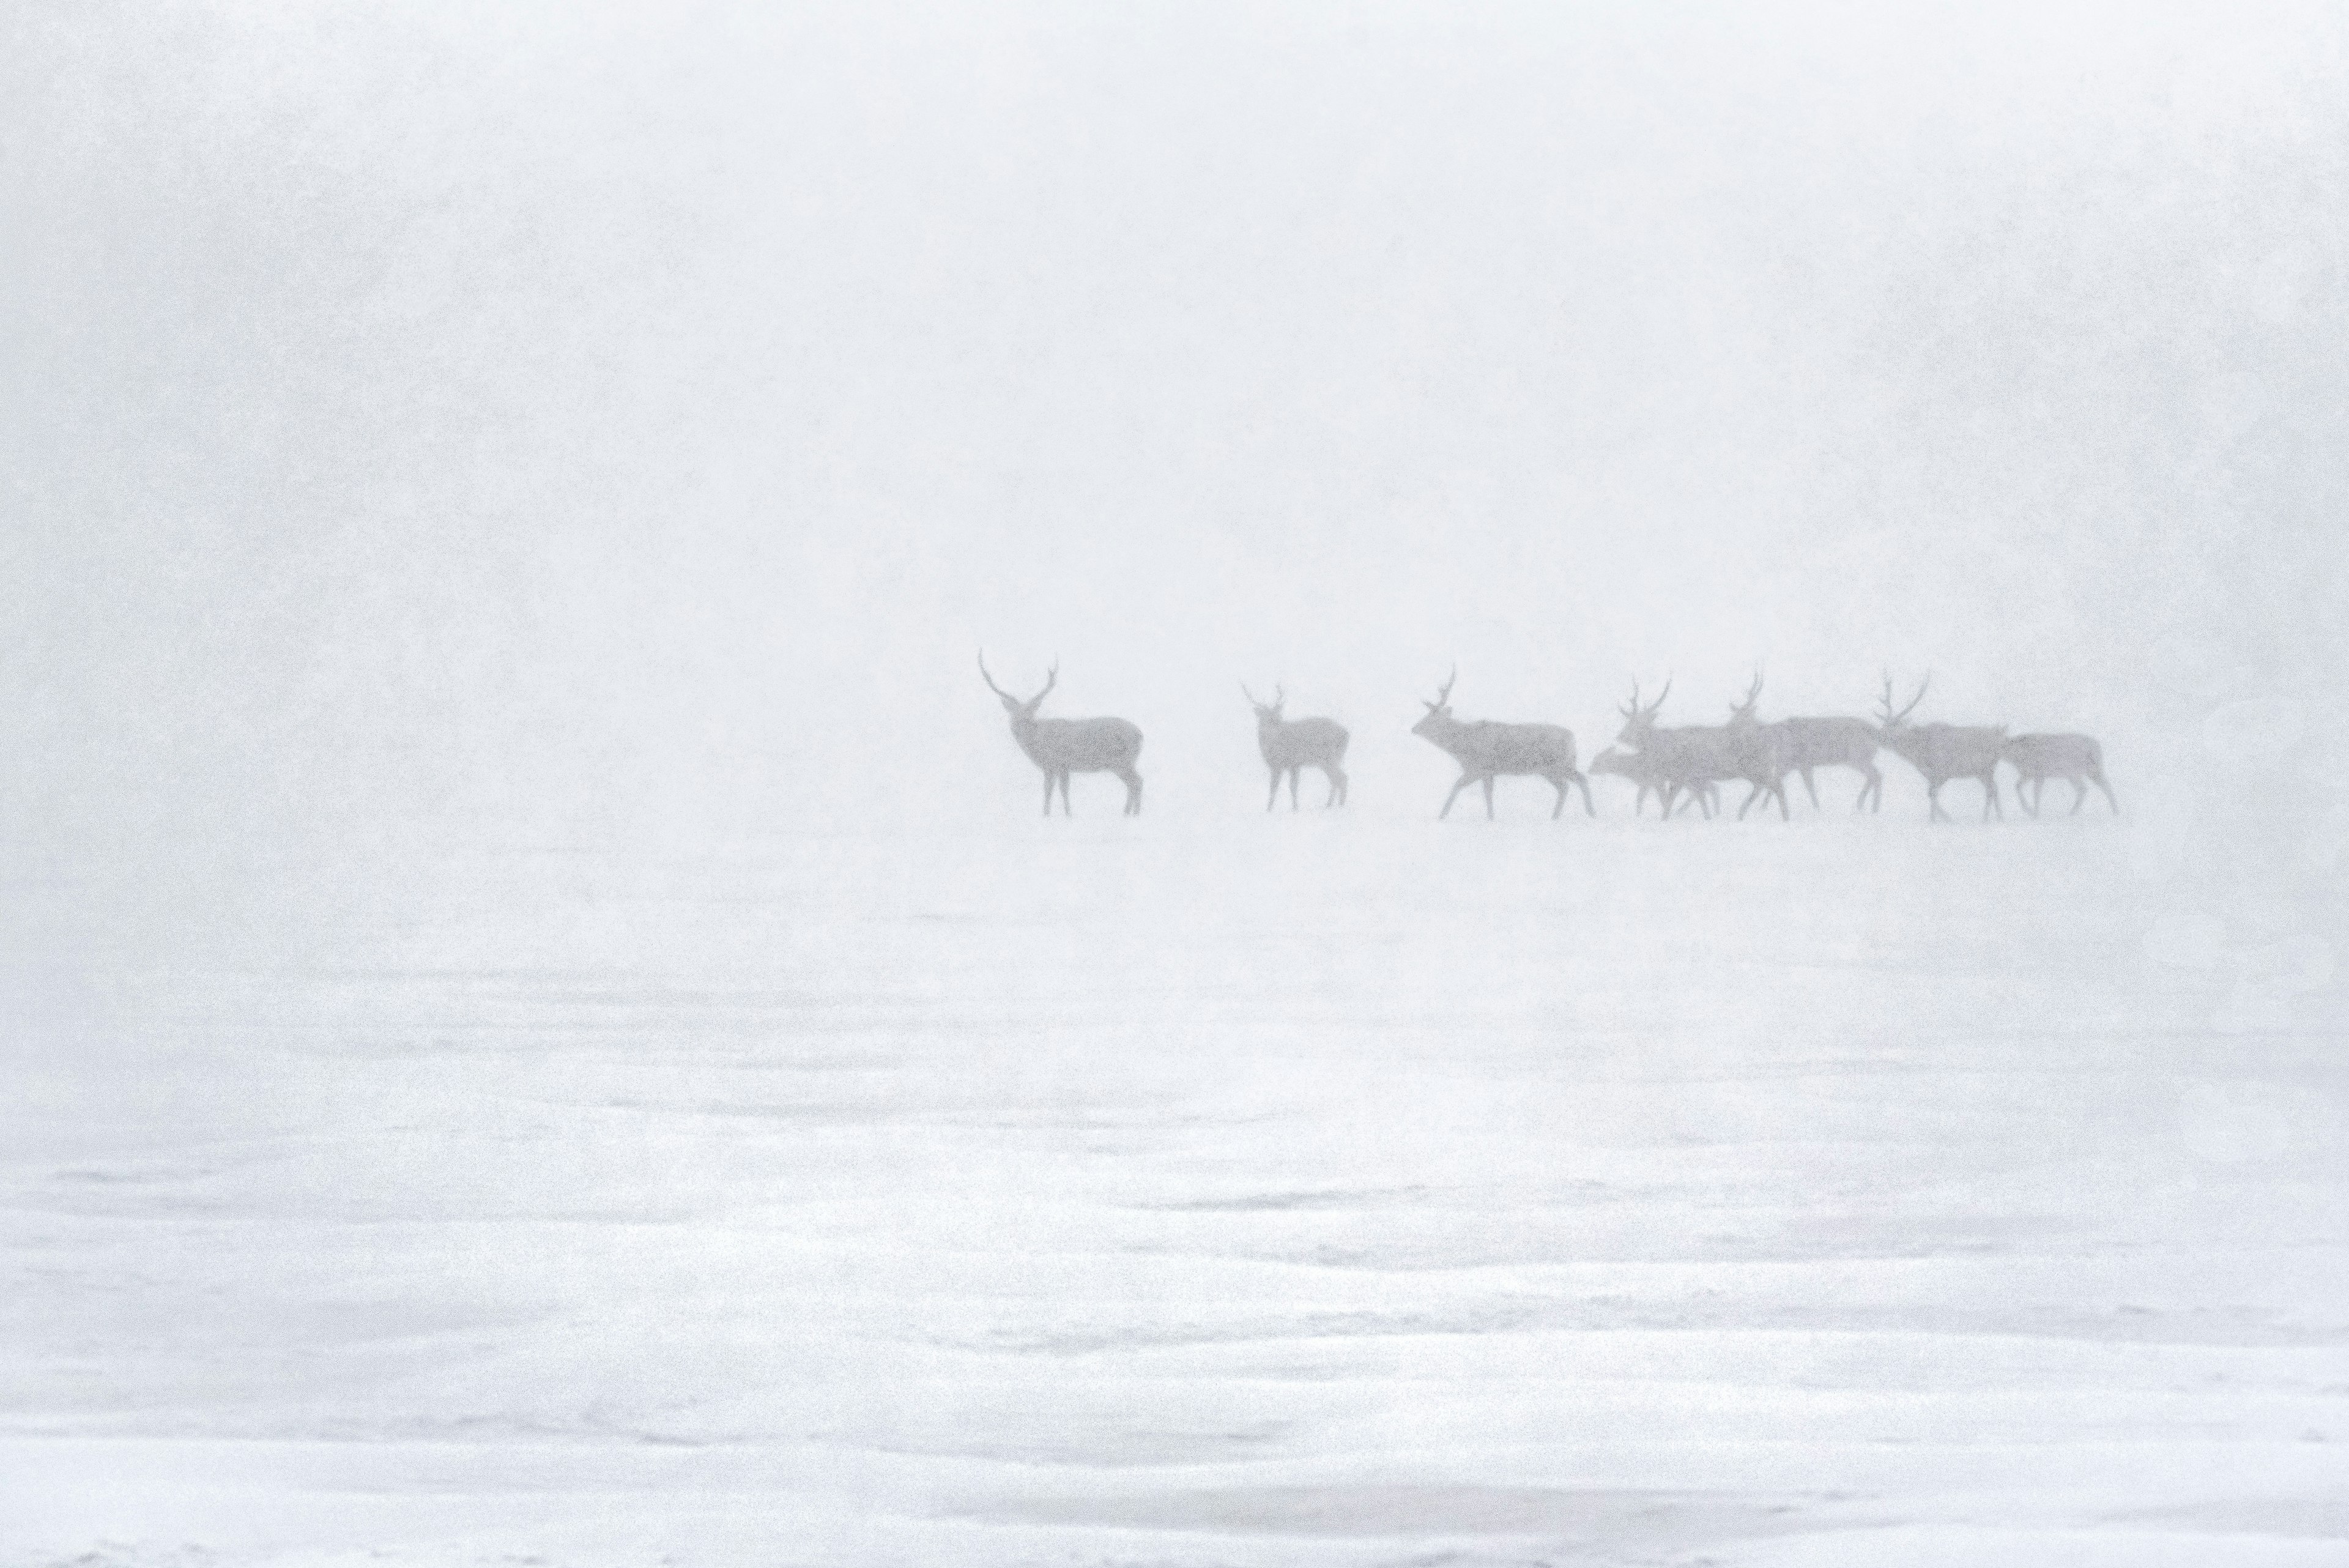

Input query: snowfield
[5,800,2344,1566]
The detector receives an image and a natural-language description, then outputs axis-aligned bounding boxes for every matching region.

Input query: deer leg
[1041,771,1055,816]
[1983,773,2002,821]
[2093,771,2118,814]
[1118,767,1141,815]
[1482,776,1497,819]
[1063,771,1078,816]
[1266,768,1280,811]
[1773,780,1790,820]
[1800,767,1820,810]
[1862,764,1882,813]
[1927,779,1948,822]
[1736,782,1761,820]
[1575,770,1595,817]
[1548,775,1567,819]
[1290,768,1302,811]
[1440,775,1475,818]
[1323,764,1345,806]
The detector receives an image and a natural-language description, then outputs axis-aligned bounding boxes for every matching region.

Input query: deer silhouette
[1243,683,1349,810]
[1776,710,1886,812]
[1590,746,1718,817]
[1723,672,1794,822]
[979,654,1144,816]
[1875,674,2005,822]
[1411,668,1594,820]
[1615,679,1739,820]
[2004,732,2118,816]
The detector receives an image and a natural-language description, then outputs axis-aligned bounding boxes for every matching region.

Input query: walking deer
[1875,674,2005,822]
[979,654,1145,816]
[1615,680,1738,820]
[2004,732,2118,816]
[1411,669,1594,819]
[1723,672,1793,821]
[1778,713,1886,812]
[1243,683,1349,809]
[1590,746,1718,817]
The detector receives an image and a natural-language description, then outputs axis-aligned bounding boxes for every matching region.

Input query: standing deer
[1874,674,2005,822]
[1615,679,1738,820]
[2004,733,2118,816]
[1243,683,1349,810]
[1778,712,1886,812]
[1411,668,1594,820]
[1590,746,1719,817]
[979,654,1145,816]
[1723,672,1793,821]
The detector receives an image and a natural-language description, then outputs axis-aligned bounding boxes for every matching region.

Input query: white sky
[6,1,2345,839]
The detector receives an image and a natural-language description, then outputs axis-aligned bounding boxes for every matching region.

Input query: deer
[1589,746,1719,817]
[978,654,1145,816]
[1242,683,1349,810]
[1614,679,1739,820]
[1723,671,1793,821]
[1776,710,1887,812]
[2003,732,2118,816]
[1874,674,2005,822]
[1411,667,1594,820]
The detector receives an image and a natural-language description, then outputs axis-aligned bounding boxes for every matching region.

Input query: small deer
[1874,674,2005,822]
[1777,713,1886,812]
[1616,679,1738,820]
[1243,683,1349,810]
[1723,672,1793,822]
[2004,732,2118,816]
[1411,668,1594,819]
[1590,746,1719,817]
[979,653,1145,816]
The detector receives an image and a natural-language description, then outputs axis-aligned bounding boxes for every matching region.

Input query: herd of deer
[979,655,2117,823]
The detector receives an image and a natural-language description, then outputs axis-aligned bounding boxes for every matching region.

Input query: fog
[6,7,2348,1563]
[8,0,2346,853]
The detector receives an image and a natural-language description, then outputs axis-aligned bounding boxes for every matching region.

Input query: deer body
[1614,680,1746,820]
[1779,716,1885,812]
[1723,674,1792,822]
[1411,671,1593,820]
[2004,732,2117,816]
[1876,676,2003,822]
[1590,746,1718,817]
[1244,685,1349,809]
[981,655,1145,816]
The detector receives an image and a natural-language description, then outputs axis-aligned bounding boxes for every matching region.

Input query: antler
[1241,680,1261,707]
[1876,671,1928,727]
[1619,680,1641,719]
[1645,675,1672,719]
[1431,665,1457,708]
[978,650,1010,699]
[1037,661,1058,705]
[1274,683,1285,708]
[1732,668,1764,717]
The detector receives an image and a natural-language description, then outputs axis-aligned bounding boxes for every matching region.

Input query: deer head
[1874,672,1928,734]
[1409,667,1458,740]
[1727,670,1765,724]
[1616,677,1671,745]
[979,652,1056,722]
[1242,682,1286,723]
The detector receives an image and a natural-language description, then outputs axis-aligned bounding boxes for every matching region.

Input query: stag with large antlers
[1411,669,1594,820]
[1874,674,2005,822]
[1614,678,1738,820]
[979,654,1145,816]
[2004,732,2118,816]
[1723,672,1794,821]
[1244,683,1349,810]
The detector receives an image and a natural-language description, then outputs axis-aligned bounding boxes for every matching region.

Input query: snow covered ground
[5,797,2345,1566]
